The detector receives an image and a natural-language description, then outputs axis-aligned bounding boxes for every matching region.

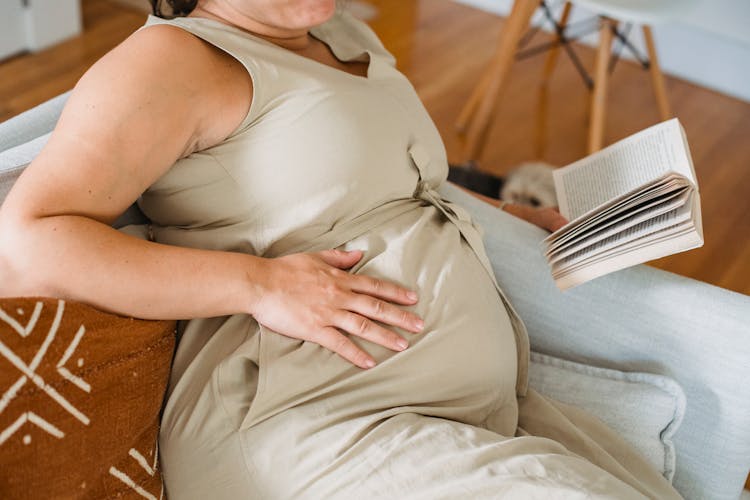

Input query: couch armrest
[440,182,750,500]
[0,91,70,152]
[0,92,147,228]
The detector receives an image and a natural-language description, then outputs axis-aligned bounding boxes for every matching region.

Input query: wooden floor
[0,0,748,296]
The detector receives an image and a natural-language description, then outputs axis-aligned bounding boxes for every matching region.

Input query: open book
[543,118,703,290]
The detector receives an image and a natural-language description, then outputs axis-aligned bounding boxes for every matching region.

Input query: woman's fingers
[315,326,377,369]
[333,310,410,353]
[316,248,363,269]
[541,208,568,232]
[252,250,425,370]
[346,295,423,334]
[317,249,419,306]
[315,249,419,306]
[348,274,419,306]
[504,203,569,232]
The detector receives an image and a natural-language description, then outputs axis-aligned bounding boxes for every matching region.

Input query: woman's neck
[188,4,314,51]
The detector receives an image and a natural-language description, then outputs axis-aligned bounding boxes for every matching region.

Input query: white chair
[456,0,695,158]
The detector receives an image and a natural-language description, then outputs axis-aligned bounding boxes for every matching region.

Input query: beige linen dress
[139,12,681,500]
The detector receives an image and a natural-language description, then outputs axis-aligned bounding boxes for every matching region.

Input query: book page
[554,119,694,220]
[552,229,703,290]
[547,189,691,264]
[544,176,689,253]
[551,202,693,269]
[555,222,695,277]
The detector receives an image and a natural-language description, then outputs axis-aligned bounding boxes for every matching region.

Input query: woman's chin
[298,0,338,27]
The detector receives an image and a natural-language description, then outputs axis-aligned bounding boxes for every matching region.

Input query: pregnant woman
[0,0,680,498]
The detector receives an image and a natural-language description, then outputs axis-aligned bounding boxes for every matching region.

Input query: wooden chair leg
[462,0,538,161]
[535,1,572,158]
[642,25,671,121]
[540,1,572,85]
[456,69,491,135]
[535,77,550,159]
[588,17,616,154]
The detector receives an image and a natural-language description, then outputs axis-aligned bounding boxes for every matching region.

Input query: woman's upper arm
[1,24,251,226]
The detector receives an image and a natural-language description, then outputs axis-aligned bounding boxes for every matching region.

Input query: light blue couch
[1,93,749,499]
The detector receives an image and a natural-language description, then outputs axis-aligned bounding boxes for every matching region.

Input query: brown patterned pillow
[0,297,175,499]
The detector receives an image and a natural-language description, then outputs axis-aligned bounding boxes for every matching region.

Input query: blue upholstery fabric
[0,116,147,228]
[0,133,50,202]
[0,92,69,152]
[529,351,685,482]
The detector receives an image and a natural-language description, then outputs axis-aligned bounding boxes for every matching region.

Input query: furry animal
[500,162,558,208]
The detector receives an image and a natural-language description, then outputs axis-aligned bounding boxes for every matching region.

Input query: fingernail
[407,291,418,301]
[364,359,376,368]
[415,319,424,331]
[396,339,408,350]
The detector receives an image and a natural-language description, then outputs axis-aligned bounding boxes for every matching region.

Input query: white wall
[0,1,27,60]
[25,0,83,52]
[454,0,750,102]
[0,0,82,60]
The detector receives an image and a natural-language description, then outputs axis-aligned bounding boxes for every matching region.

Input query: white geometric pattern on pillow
[0,299,90,446]
[0,297,170,498]
[109,442,164,500]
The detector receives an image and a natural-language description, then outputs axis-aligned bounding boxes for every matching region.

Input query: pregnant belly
[237,207,519,429]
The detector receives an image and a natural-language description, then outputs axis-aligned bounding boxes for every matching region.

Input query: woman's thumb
[317,249,363,269]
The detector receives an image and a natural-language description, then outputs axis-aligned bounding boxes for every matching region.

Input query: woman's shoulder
[119,19,227,73]
[82,20,253,151]
[88,21,216,91]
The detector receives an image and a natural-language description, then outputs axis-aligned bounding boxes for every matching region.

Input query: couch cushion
[0,297,175,499]
[0,133,149,228]
[0,133,50,203]
[0,92,69,152]
[529,351,686,482]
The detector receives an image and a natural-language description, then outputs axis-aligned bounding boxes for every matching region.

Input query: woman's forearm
[450,181,568,232]
[451,182,503,208]
[0,213,426,369]
[0,215,259,319]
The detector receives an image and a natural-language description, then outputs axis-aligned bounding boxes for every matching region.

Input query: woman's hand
[501,203,568,233]
[249,249,423,369]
